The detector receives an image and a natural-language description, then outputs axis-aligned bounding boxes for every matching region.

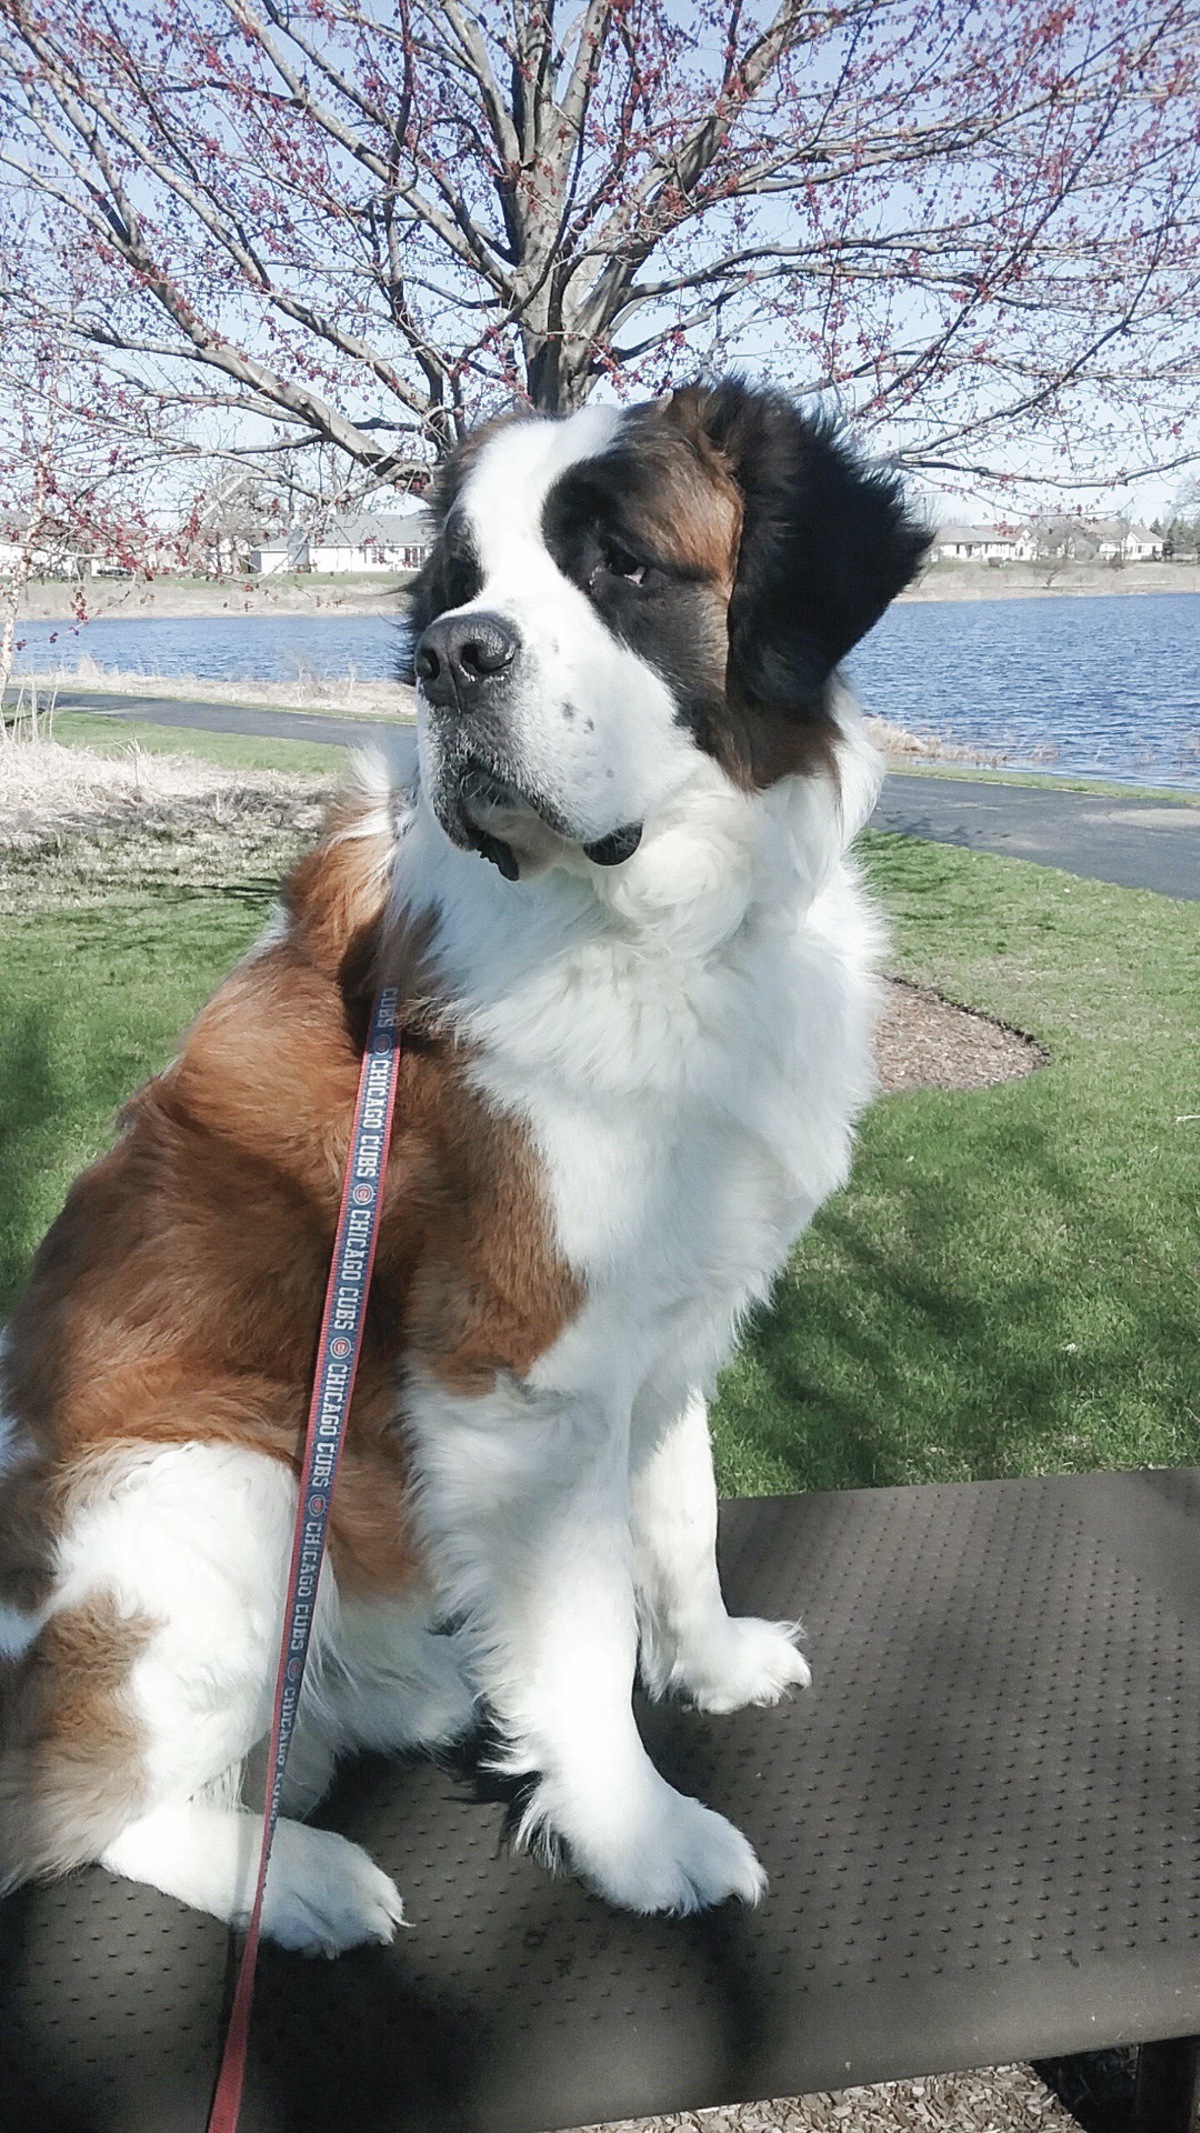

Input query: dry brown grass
[862,716,1009,768]
[0,738,328,913]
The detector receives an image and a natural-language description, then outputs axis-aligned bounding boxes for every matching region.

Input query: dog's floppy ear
[666,379,930,717]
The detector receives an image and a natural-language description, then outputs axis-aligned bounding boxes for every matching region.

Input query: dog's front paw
[538,1770,766,1915]
[262,1823,405,1957]
[666,1615,811,1714]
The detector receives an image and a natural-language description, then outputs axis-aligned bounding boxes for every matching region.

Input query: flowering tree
[0,331,175,707]
[0,0,1197,498]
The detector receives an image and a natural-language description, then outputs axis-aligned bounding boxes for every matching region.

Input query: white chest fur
[394,718,883,1408]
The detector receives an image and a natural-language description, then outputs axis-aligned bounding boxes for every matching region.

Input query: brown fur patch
[623,410,744,596]
[718,689,841,792]
[0,1592,152,1885]
[1,773,581,1760]
[0,1452,58,1621]
[651,388,841,792]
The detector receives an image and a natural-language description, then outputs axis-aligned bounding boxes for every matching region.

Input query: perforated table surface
[3,1470,1200,2133]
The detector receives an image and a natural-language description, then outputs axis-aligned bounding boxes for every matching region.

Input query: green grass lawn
[885,760,1200,803]
[1,825,1196,1495]
[713,836,1199,1493]
[51,711,348,777]
[0,885,274,1311]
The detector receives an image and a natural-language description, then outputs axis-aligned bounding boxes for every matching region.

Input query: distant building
[0,520,128,579]
[1034,515,1098,562]
[251,526,312,575]
[1123,525,1161,561]
[931,521,1036,563]
[305,507,435,574]
[0,517,61,574]
[1034,515,1162,562]
[1098,520,1160,561]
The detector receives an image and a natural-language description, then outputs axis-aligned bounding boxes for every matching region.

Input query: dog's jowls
[0,381,928,1951]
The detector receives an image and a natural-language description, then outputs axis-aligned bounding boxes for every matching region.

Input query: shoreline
[11,681,1194,803]
[900,563,1200,602]
[16,561,1200,621]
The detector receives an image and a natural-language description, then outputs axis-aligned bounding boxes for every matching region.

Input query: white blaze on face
[416,408,710,855]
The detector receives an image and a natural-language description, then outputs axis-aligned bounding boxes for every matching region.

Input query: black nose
[414,612,520,707]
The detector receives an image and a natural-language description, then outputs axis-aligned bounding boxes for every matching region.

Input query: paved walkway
[52,691,1199,900]
[876,772,1198,900]
[53,687,399,755]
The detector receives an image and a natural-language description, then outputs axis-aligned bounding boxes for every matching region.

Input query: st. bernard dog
[0,381,927,1952]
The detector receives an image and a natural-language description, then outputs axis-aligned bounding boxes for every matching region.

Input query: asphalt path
[53,687,402,755]
[876,772,1198,900]
[51,690,1200,900]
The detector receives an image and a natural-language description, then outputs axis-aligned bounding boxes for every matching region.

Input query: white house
[1091,519,1161,561]
[250,527,312,575]
[931,521,1036,563]
[1036,515,1162,562]
[1122,524,1162,560]
[0,518,59,574]
[1034,516,1097,561]
[0,523,125,579]
[306,508,435,574]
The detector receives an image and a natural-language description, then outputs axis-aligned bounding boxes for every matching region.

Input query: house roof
[253,526,311,564]
[934,522,1020,545]
[313,508,435,547]
[1085,517,1132,541]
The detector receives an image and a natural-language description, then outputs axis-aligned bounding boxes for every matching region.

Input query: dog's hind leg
[327,1594,477,1757]
[9,1439,405,1954]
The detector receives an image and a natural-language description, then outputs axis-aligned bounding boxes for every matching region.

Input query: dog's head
[404,380,929,880]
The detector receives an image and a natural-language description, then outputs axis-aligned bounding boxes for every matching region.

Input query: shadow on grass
[0,1007,66,1313]
[714,1104,1197,1494]
[0,883,273,1316]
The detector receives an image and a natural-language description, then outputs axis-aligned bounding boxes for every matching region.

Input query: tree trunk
[0,568,25,736]
[524,332,600,417]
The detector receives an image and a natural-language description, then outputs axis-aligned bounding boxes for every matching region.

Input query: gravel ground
[580,2048,1140,2133]
[584,2061,1087,2133]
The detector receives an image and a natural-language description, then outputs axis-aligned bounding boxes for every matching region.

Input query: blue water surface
[847,592,1199,789]
[14,590,1200,789]
[14,611,405,684]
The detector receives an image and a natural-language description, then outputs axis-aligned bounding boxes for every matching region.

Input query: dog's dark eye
[596,540,647,587]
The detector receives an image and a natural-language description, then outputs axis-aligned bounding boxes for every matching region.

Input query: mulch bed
[876,976,1045,1094]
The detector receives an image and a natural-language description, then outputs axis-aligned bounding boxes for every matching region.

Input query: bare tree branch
[0,0,1194,499]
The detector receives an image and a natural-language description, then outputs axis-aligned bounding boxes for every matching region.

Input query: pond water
[847,592,1199,791]
[14,590,1200,790]
[14,612,405,686]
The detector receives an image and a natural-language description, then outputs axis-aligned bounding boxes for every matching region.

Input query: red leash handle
[207,987,402,2133]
